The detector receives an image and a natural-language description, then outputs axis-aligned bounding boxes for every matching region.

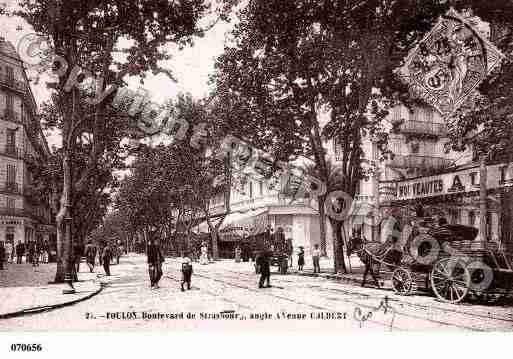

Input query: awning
[194,208,269,235]
[221,208,269,231]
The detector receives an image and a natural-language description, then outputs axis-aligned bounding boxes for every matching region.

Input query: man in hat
[147,238,164,289]
[84,241,96,273]
[256,247,272,288]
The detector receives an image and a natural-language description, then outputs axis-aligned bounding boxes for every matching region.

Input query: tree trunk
[54,153,73,283]
[330,218,347,274]
[211,230,219,260]
[54,215,65,283]
[318,194,327,257]
[479,155,488,241]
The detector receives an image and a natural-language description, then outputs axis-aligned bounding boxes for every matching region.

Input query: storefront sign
[392,163,512,201]
[398,178,444,198]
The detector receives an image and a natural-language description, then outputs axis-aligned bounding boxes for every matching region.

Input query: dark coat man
[147,240,164,289]
[256,249,271,288]
[73,243,83,274]
[0,242,5,270]
[84,242,96,273]
[27,241,35,266]
[15,242,24,264]
[102,244,112,276]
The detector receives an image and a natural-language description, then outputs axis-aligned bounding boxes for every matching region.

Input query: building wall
[0,39,53,245]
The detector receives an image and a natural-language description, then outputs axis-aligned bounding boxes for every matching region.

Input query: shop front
[379,162,513,250]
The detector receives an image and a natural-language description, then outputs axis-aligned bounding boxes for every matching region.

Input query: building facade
[0,37,55,248]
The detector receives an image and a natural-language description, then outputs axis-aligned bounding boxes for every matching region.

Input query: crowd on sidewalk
[0,240,53,270]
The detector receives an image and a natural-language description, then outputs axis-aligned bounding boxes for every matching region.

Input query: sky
[0,0,235,146]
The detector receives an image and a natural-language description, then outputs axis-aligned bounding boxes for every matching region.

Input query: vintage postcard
[0,0,512,346]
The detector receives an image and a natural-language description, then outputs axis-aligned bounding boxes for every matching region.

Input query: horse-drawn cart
[353,223,513,304]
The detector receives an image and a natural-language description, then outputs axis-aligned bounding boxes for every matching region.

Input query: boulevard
[1,254,512,331]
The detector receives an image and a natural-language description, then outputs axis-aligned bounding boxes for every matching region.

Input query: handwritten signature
[353,296,396,331]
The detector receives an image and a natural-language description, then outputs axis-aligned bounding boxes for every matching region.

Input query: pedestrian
[180,252,193,291]
[116,240,124,264]
[73,243,82,274]
[298,246,305,271]
[5,241,13,264]
[0,241,5,270]
[256,248,271,288]
[312,244,321,273]
[97,244,104,266]
[234,245,241,263]
[287,238,293,267]
[32,241,40,268]
[28,241,36,268]
[147,238,164,289]
[102,243,112,276]
[15,241,23,264]
[84,241,96,273]
[199,241,209,265]
[42,240,49,264]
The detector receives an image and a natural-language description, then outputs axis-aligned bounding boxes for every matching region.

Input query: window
[469,172,477,186]
[249,181,253,199]
[6,93,13,112]
[6,197,15,209]
[6,164,16,184]
[410,141,420,154]
[259,181,263,196]
[6,129,16,152]
[333,138,342,161]
[450,209,461,224]
[486,212,493,240]
[468,210,476,227]
[6,66,14,81]
[500,166,507,184]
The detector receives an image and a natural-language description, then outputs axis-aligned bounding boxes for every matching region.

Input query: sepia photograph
[0,0,512,351]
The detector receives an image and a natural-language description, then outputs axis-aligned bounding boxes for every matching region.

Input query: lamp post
[62,209,75,294]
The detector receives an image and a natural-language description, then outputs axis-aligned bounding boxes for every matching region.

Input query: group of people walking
[145,237,193,291]
[0,240,52,270]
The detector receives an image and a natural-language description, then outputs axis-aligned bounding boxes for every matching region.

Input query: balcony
[0,205,51,223]
[0,182,20,194]
[0,73,27,94]
[399,120,448,138]
[0,145,24,159]
[1,109,22,123]
[387,154,453,171]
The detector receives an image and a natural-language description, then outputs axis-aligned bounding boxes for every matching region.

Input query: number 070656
[10,344,42,352]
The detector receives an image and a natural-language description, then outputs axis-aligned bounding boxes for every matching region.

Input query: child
[312,244,321,273]
[297,246,305,271]
[181,254,193,291]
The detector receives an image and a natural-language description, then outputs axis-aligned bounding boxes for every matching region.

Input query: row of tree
[8,0,513,278]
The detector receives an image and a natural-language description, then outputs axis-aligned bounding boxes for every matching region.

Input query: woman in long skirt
[199,242,209,265]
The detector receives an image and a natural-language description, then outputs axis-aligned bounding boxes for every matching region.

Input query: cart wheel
[392,267,416,295]
[431,258,470,304]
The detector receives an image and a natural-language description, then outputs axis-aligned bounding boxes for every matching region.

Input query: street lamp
[62,211,75,294]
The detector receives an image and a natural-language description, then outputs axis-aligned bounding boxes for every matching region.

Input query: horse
[347,221,405,288]
[347,236,383,288]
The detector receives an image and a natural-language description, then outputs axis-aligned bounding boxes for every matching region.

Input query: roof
[0,37,21,62]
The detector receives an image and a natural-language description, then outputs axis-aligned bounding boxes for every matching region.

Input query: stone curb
[0,280,104,320]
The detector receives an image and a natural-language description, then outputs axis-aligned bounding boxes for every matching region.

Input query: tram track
[178,266,487,331]
[219,267,513,326]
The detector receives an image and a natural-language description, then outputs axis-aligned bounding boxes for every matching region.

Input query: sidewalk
[0,261,103,319]
[292,255,372,286]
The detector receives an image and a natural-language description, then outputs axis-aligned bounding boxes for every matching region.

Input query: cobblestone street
[1,254,512,331]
